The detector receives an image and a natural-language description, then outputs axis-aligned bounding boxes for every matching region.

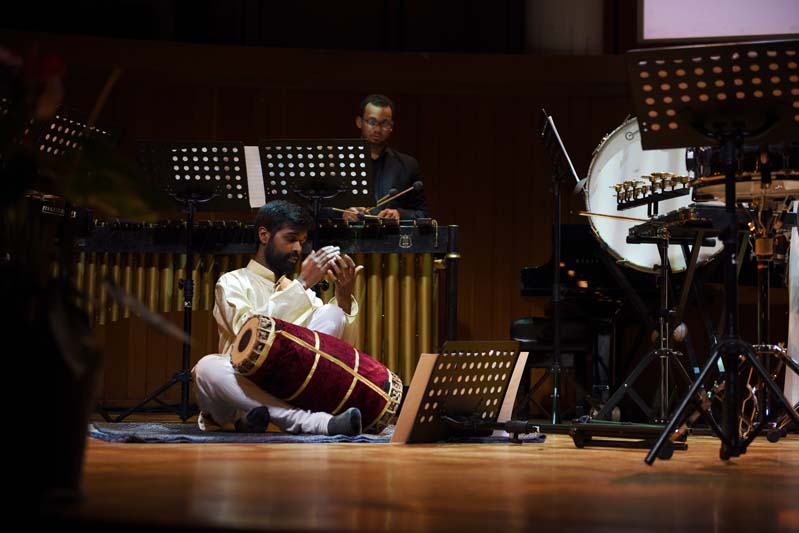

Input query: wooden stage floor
[43,426,798,532]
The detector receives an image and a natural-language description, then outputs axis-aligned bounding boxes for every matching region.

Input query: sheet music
[244,145,265,208]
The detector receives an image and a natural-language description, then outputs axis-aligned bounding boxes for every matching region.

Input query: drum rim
[231,315,274,370]
[584,117,661,274]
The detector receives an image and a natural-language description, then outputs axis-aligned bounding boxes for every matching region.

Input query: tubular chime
[72,218,458,384]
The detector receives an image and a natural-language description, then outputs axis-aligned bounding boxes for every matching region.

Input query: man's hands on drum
[328,254,364,314]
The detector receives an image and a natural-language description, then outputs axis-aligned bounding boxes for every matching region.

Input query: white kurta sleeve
[213,275,257,341]
[265,280,322,325]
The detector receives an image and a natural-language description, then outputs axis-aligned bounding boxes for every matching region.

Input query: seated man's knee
[193,354,229,385]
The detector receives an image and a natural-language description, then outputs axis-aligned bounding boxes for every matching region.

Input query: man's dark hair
[254,200,312,242]
[359,94,395,116]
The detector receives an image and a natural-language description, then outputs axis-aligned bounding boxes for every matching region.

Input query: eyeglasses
[363,118,393,130]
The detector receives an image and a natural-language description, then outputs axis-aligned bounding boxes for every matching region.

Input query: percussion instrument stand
[647,133,799,463]
[595,228,698,423]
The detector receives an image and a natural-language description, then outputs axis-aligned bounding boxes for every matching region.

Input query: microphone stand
[515,110,585,424]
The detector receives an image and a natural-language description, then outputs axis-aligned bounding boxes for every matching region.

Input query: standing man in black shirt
[343,94,428,221]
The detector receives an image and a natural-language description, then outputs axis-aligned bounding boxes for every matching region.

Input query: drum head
[585,117,723,273]
[231,316,268,368]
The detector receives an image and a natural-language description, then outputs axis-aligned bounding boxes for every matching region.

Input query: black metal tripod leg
[713,233,750,340]
[596,349,658,419]
[646,346,723,465]
[783,352,799,376]
[598,247,656,331]
[513,367,553,419]
[95,403,113,423]
[561,370,599,410]
[112,373,182,422]
[669,350,726,438]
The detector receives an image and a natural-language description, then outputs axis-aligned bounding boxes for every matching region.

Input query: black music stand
[517,110,592,424]
[112,140,251,422]
[257,139,372,249]
[36,105,115,157]
[622,39,799,463]
[391,341,542,443]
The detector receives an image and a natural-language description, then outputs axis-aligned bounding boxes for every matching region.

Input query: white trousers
[193,304,347,434]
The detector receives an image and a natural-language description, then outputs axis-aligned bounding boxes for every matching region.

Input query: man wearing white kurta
[193,200,364,435]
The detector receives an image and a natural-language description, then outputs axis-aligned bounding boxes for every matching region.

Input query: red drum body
[231,315,403,433]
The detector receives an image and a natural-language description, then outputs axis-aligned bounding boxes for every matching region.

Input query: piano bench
[510,317,593,368]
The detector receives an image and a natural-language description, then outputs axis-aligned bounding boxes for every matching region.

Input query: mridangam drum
[585,117,723,273]
[232,315,403,433]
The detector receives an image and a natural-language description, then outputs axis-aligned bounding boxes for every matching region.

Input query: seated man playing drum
[193,200,365,435]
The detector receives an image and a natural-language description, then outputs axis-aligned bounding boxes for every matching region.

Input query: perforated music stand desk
[625,39,799,463]
[628,39,798,149]
[255,139,372,209]
[390,340,528,443]
[35,105,114,158]
[138,140,250,211]
[25,106,113,226]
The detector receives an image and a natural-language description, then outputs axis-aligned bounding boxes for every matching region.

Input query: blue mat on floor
[89,422,393,443]
[88,422,546,444]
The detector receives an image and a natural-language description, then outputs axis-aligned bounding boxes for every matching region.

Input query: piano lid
[521,224,654,298]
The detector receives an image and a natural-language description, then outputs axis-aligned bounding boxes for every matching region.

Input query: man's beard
[264,240,299,279]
